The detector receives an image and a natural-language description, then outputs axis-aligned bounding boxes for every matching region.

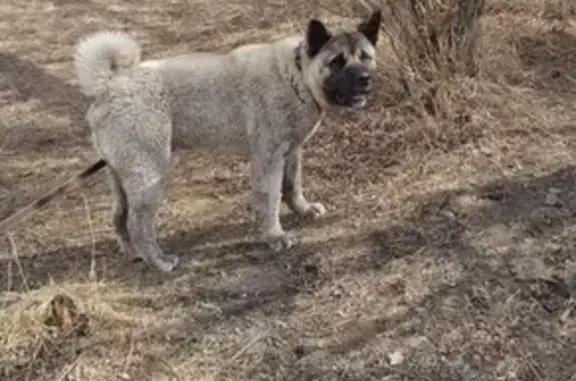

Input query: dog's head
[300,10,381,109]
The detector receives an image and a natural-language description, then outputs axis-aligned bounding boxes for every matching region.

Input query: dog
[0,10,382,272]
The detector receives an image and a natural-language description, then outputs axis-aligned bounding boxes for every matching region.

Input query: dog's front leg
[251,142,296,250]
[282,147,326,219]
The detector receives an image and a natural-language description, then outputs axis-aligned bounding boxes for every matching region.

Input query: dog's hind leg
[106,167,133,257]
[120,166,179,272]
[100,113,178,272]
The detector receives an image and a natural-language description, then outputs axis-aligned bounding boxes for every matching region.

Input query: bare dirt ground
[1,0,576,380]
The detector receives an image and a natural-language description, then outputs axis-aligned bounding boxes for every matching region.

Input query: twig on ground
[55,353,84,381]
[81,194,97,282]
[121,330,136,376]
[7,233,29,292]
[230,331,268,361]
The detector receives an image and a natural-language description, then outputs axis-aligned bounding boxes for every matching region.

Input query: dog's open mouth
[349,93,368,107]
[334,92,368,107]
[351,94,367,103]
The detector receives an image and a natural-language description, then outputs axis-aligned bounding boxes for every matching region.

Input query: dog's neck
[294,45,303,72]
[293,44,322,113]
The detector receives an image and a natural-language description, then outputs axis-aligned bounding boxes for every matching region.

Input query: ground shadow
[106,164,576,380]
[4,165,576,379]
[0,53,90,153]
[347,165,576,277]
[282,164,576,380]
[0,210,347,381]
[0,208,344,291]
[285,277,576,381]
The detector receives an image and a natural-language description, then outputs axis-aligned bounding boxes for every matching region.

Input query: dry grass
[1,0,576,379]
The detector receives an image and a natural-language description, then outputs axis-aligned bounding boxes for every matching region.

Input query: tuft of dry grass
[371,0,489,153]
[383,0,486,97]
[2,281,115,379]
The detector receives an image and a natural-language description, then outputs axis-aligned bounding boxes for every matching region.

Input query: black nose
[357,72,371,88]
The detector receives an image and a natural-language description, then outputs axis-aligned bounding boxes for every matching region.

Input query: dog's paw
[305,202,327,219]
[152,254,180,273]
[263,231,299,251]
[116,239,135,258]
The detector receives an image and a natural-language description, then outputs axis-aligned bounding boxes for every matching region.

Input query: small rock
[544,192,561,207]
[293,344,307,359]
[388,351,404,366]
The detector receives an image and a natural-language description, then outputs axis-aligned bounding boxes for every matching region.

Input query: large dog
[0,10,382,272]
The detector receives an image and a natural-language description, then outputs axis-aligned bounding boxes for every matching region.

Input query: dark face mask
[323,59,373,106]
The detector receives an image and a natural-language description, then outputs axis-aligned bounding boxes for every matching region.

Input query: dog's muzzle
[349,71,372,106]
[325,67,374,107]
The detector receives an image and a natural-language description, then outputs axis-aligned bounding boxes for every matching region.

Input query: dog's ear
[306,19,332,57]
[357,9,382,46]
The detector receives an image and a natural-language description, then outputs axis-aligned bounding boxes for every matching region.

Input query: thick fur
[0,11,381,272]
[74,31,141,97]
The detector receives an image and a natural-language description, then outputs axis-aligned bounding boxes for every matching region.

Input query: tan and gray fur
[0,11,382,272]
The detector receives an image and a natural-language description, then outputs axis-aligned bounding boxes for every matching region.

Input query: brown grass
[1,0,576,380]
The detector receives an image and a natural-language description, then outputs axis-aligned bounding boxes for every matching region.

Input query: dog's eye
[329,54,346,70]
[359,50,371,61]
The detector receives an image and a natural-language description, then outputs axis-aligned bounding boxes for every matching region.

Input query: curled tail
[73,31,141,97]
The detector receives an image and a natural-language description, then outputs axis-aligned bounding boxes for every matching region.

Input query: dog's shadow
[0,210,342,291]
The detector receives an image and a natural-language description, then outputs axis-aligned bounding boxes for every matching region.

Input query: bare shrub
[544,0,576,20]
[380,0,486,117]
